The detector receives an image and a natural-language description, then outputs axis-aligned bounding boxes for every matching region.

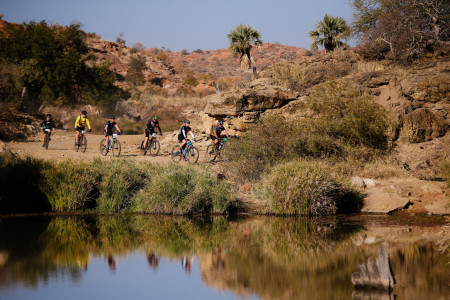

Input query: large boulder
[404,108,447,142]
[204,78,299,118]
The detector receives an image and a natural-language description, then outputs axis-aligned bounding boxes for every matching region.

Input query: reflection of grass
[0,215,448,299]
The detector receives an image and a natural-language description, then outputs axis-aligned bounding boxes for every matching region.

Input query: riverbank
[1,130,450,216]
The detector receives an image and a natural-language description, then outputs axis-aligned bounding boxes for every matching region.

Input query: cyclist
[40,113,56,147]
[143,115,163,149]
[210,120,229,153]
[104,116,122,146]
[74,110,91,145]
[178,119,195,159]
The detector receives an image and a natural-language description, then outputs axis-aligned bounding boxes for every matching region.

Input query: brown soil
[6,129,211,164]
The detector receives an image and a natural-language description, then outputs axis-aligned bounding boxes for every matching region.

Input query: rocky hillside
[85,36,308,96]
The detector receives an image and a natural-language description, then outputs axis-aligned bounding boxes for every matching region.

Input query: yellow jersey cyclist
[75,110,91,145]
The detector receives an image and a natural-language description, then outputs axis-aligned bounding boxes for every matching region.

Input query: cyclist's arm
[40,120,45,128]
[157,124,162,134]
[51,120,56,130]
[85,118,91,130]
[104,124,108,132]
[224,129,229,137]
[189,130,195,140]
[115,124,121,133]
[75,116,80,128]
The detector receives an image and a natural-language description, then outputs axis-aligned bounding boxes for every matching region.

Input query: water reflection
[0,215,447,300]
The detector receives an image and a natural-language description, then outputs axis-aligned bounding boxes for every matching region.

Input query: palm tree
[309,14,350,52]
[228,24,262,70]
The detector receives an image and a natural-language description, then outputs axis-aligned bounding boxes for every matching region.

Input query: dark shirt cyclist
[178,119,195,159]
[40,113,56,147]
[210,120,229,151]
[104,116,122,145]
[143,115,163,149]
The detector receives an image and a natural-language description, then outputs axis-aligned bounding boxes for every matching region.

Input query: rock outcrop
[204,78,299,118]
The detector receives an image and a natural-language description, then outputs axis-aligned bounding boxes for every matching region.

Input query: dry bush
[266,52,355,93]
[156,52,168,63]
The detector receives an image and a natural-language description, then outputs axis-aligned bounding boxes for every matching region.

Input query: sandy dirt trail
[7,130,210,164]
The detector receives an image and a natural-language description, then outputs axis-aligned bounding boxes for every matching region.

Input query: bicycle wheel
[140,141,148,155]
[187,146,199,164]
[218,143,228,161]
[171,146,182,163]
[100,139,108,156]
[149,140,160,156]
[206,145,217,162]
[112,139,121,157]
[74,138,80,152]
[44,133,50,150]
[80,135,87,153]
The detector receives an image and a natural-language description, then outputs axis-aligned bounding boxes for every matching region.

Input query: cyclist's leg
[180,139,187,152]
[144,130,150,148]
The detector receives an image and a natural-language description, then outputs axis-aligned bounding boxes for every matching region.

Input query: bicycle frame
[108,134,118,150]
[182,140,193,155]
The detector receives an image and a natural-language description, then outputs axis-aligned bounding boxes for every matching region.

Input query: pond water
[0,215,448,300]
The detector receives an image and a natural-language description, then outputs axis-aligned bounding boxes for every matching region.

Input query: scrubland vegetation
[0,157,236,215]
[0,21,122,110]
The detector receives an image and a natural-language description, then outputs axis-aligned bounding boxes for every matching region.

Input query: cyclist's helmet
[81,110,87,115]
[184,119,190,124]
[152,115,157,120]
[110,116,116,120]
[217,120,223,125]
[46,113,52,118]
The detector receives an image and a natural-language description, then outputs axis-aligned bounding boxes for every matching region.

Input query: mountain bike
[140,133,161,156]
[100,133,121,157]
[74,130,87,153]
[43,129,52,150]
[171,139,199,163]
[206,137,228,162]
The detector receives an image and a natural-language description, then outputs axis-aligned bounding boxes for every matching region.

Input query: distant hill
[85,36,309,94]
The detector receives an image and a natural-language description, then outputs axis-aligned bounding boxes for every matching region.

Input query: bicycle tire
[171,146,182,163]
[187,146,199,164]
[80,135,87,153]
[74,138,80,152]
[44,133,50,150]
[100,139,108,156]
[112,139,121,157]
[149,140,160,156]
[206,145,217,162]
[140,141,148,155]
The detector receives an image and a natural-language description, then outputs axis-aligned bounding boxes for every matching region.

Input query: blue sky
[0,0,354,51]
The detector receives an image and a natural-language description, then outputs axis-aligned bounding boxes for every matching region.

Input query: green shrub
[307,80,389,149]
[256,160,361,215]
[42,160,96,212]
[134,164,233,215]
[225,80,389,183]
[95,160,147,213]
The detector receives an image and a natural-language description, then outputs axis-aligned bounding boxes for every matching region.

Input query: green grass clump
[256,160,361,216]
[94,159,147,213]
[42,160,96,212]
[134,164,234,215]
